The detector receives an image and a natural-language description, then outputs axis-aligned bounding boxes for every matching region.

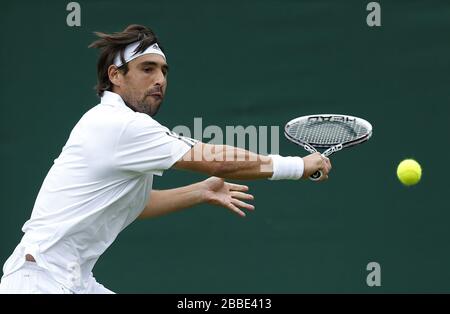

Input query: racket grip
[309,170,322,181]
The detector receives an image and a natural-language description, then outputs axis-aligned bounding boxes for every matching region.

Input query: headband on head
[113,42,166,67]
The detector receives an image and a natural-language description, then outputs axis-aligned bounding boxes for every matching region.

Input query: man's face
[116,54,168,116]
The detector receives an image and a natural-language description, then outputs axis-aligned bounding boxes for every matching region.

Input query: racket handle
[309,170,322,181]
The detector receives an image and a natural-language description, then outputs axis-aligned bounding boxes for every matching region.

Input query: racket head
[284,114,373,149]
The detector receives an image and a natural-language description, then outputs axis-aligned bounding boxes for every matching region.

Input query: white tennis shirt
[2,91,197,292]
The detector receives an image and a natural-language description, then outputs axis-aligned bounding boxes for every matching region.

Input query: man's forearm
[138,183,205,219]
[208,145,273,179]
[175,143,274,180]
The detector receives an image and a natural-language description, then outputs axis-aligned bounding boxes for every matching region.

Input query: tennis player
[0,25,331,294]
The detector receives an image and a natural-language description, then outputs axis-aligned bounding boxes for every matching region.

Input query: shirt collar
[100,91,135,112]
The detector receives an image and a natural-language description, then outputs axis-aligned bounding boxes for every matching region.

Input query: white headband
[113,42,166,67]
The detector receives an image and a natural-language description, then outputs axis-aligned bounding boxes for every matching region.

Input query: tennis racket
[284,114,373,181]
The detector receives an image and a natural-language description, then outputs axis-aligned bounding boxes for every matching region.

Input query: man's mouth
[148,92,162,99]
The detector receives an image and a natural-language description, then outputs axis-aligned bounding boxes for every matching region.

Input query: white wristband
[268,155,304,180]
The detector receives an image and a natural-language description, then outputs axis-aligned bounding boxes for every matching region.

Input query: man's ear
[108,65,122,88]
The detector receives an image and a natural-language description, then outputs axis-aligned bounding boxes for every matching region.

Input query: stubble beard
[123,92,161,117]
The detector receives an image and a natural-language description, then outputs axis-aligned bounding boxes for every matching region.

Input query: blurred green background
[1,0,449,293]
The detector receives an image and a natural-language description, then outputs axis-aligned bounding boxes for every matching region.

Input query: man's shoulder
[127,112,164,128]
[80,103,136,129]
[77,104,169,141]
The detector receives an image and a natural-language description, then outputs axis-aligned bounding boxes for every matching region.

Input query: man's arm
[139,177,255,219]
[173,142,331,181]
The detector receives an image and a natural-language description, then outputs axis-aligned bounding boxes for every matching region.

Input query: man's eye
[143,68,153,73]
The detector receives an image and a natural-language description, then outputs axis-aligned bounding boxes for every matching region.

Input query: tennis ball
[396,159,422,186]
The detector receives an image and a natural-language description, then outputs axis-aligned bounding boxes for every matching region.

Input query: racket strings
[288,121,368,145]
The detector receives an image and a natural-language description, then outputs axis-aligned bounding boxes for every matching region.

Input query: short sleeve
[114,115,198,175]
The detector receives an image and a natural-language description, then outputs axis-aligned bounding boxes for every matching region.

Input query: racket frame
[284,114,373,180]
[284,114,373,158]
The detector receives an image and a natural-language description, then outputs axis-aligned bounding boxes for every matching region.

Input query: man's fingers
[231,198,255,211]
[228,203,246,217]
[325,157,332,169]
[324,157,332,172]
[320,156,332,175]
[318,174,329,182]
[230,191,254,200]
[228,183,249,192]
[304,153,332,181]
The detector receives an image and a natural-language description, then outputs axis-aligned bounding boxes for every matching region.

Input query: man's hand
[201,177,255,217]
[302,152,332,181]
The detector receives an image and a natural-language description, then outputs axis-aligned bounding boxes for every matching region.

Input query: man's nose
[154,69,166,86]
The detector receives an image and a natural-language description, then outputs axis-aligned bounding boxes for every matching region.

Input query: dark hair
[88,24,164,97]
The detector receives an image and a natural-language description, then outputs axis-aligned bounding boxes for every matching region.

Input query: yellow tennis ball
[397,159,422,186]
